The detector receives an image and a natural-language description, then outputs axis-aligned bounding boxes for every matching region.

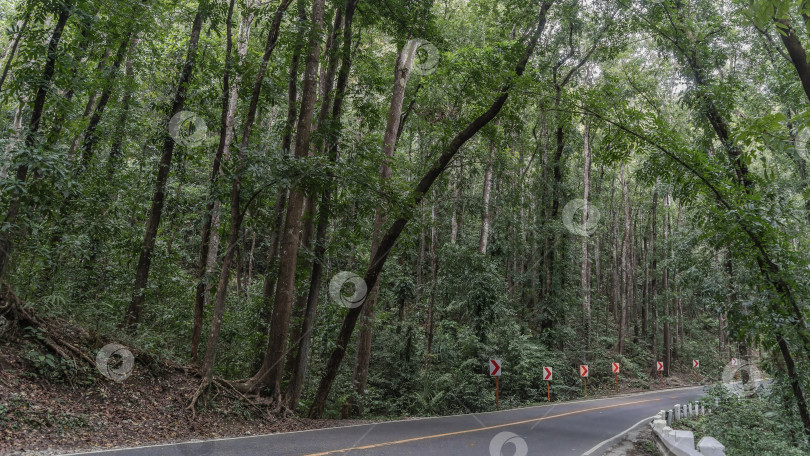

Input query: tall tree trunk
[195,0,292,396]
[663,194,671,376]
[618,163,630,354]
[194,0,290,362]
[108,37,140,172]
[190,0,247,364]
[479,139,495,254]
[252,0,305,373]
[284,0,359,411]
[650,184,658,360]
[346,39,418,416]
[246,0,325,400]
[80,34,132,167]
[581,119,592,352]
[425,202,438,366]
[123,0,208,327]
[0,1,73,279]
[309,1,554,418]
[450,163,462,243]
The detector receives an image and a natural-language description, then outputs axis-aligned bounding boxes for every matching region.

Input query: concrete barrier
[650,401,725,456]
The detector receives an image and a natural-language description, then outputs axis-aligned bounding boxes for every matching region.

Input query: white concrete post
[674,404,681,421]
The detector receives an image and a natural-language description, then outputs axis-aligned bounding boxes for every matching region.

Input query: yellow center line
[302,398,660,455]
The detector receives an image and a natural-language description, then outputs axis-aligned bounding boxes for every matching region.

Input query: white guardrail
[650,401,725,456]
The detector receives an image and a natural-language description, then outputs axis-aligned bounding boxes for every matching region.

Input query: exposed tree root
[0,282,96,368]
[187,375,282,419]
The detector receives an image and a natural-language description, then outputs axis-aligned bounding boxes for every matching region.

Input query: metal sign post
[580,365,589,397]
[490,359,501,410]
[612,363,620,393]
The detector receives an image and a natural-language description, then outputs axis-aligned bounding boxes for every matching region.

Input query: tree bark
[80,34,132,167]
[246,0,325,400]
[618,163,630,354]
[108,36,140,172]
[196,0,293,396]
[581,119,592,352]
[123,0,207,328]
[346,39,418,416]
[650,184,658,360]
[479,139,495,254]
[662,194,671,376]
[284,0,359,410]
[252,0,305,373]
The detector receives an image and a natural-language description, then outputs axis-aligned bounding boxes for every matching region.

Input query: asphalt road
[67,386,704,456]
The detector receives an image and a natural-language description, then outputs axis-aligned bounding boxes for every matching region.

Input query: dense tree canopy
[1,0,809,444]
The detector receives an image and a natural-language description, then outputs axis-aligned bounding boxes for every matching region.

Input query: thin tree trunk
[425,202,438,366]
[80,34,133,167]
[450,163,461,244]
[581,119,592,351]
[479,139,495,254]
[650,184,658,360]
[618,163,630,354]
[194,0,289,362]
[123,0,207,327]
[0,1,72,279]
[0,11,29,94]
[252,0,305,373]
[108,37,140,172]
[190,0,241,364]
[663,194,671,376]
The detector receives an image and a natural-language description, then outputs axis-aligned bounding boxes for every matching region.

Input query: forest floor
[0,309,373,456]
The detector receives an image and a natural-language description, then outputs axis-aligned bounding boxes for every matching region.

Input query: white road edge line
[581,415,654,456]
[61,386,703,455]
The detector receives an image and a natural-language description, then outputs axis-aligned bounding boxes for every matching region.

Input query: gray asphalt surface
[65,386,704,456]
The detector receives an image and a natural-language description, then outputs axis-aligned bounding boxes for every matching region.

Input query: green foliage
[680,386,810,456]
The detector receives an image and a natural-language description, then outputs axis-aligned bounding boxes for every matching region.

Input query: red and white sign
[543,366,553,381]
[656,361,664,371]
[490,359,501,376]
[580,365,589,378]
[731,358,737,366]
[612,363,620,373]
[693,360,700,369]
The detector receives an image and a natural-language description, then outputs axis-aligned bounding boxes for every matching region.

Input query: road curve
[65,387,704,456]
